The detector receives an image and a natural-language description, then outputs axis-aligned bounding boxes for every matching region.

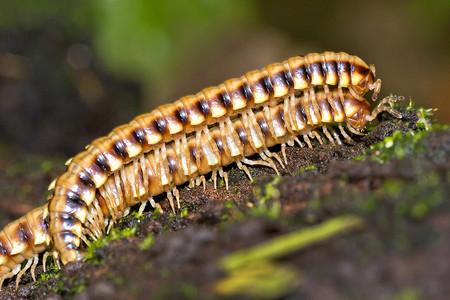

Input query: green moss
[357,124,449,163]
[140,234,155,250]
[84,226,137,262]
[385,173,444,220]
[53,274,89,297]
[252,175,282,219]
[180,207,188,218]
[299,165,316,173]
[225,200,234,209]
[416,107,436,131]
[168,213,176,223]
[390,287,423,300]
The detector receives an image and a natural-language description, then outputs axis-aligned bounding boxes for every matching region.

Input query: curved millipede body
[49,88,402,265]
[48,52,383,264]
[0,89,401,289]
[0,205,52,290]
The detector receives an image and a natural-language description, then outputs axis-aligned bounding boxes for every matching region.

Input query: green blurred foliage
[0,0,256,99]
[92,0,256,92]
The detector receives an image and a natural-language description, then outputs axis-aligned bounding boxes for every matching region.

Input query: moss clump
[139,234,155,250]
[84,226,137,262]
[357,124,449,163]
[252,175,282,219]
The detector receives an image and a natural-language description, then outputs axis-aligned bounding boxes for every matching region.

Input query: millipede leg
[138,201,147,215]
[345,122,364,136]
[16,258,33,288]
[189,178,195,188]
[309,130,323,145]
[237,161,253,181]
[259,152,280,174]
[322,126,336,145]
[281,144,287,165]
[80,231,92,246]
[323,84,339,114]
[196,175,206,189]
[303,134,313,148]
[329,127,342,145]
[43,252,51,272]
[219,168,229,190]
[167,192,175,213]
[154,202,163,213]
[93,199,105,233]
[0,270,16,291]
[173,188,180,209]
[148,197,157,209]
[30,255,39,281]
[309,87,322,123]
[265,149,285,169]
[53,251,61,269]
[242,158,271,169]
[338,124,353,141]
[106,219,115,234]
[212,170,217,189]
[367,95,403,121]
[370,77,382,100]
[293,136,304,147]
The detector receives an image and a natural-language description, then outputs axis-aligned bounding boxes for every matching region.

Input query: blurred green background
[0,0,449,155]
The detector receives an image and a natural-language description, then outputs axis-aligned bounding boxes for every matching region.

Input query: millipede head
[343,96,372,130]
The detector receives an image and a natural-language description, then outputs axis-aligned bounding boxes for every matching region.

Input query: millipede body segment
[0,205,52,289]
[0,52,401,290]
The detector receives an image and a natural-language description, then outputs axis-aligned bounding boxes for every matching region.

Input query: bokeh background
[0,0,449,156]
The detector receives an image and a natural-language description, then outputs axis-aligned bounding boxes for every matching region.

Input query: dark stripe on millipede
[283,69,294,89]
[154,117,168,135]
[79,171,95,187]
[262,76,274,96]
[235,126,248,146]
[241,82,253,101]
[176,106,189,125]
[67,191,88,209]
[167,154,177,175]
[257,118,269,137]
[199,97,211,117]
[133,128,147,145]
[213,136,224,155]
[114,140,127,158]
[17,224,28,243]
[218,91,232,109]
[95,154,110,172]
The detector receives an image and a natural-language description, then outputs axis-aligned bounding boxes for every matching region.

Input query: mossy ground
[0,106,449,300]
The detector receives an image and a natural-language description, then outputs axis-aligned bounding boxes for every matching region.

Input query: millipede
[0,52,402,290]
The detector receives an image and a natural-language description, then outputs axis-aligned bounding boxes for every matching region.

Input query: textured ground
[0,107,449,300]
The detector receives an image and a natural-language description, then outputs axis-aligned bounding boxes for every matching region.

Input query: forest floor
[0,105,449,300]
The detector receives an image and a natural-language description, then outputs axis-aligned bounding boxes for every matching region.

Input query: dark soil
[0,108,449,300]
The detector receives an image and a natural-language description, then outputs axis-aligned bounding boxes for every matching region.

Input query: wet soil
[0,108,449,300]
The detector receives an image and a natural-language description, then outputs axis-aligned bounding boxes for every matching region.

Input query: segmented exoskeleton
[0,88,402,290]
[0,205,52,290]
[48,52,384,265]
[52,89,403,264]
